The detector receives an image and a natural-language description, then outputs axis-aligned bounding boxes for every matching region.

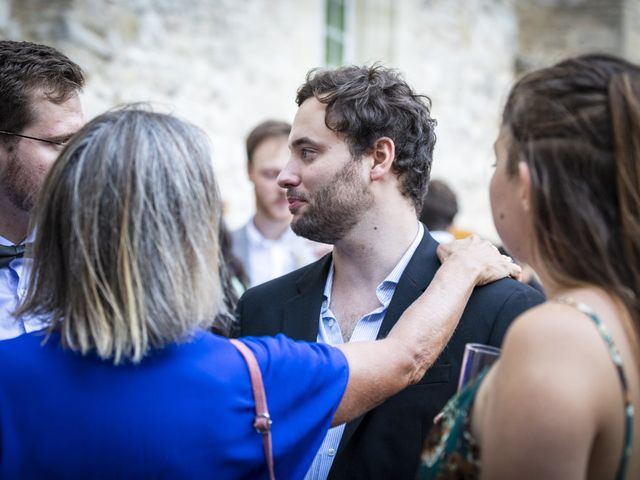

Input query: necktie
[0,244,27,268]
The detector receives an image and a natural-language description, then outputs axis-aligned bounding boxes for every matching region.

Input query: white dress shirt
[0,232,46,340]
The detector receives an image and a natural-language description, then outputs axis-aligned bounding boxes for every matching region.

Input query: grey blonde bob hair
[17,106,223,364]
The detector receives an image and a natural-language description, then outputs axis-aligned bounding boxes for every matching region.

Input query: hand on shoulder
[437,235,521,286]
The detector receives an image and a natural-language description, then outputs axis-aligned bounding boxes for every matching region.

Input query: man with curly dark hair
[237,65,544,480]
[0,40,84,338]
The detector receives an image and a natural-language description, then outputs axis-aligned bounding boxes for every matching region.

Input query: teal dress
[418,300,634,480]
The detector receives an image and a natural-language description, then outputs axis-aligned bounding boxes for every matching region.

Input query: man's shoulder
[0,331,49,371]
[471,276,545,307]
[462,276,545,341]
[400,245,544,319]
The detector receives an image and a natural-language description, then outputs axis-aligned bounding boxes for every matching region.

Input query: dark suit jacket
[236,230,544,480]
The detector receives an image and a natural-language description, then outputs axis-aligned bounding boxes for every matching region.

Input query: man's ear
[517,161,531,212]
[370,137,395,181]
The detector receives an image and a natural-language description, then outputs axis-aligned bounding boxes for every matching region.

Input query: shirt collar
[0,230,35,247]
[322,222,424,311]
[246,217,294,247]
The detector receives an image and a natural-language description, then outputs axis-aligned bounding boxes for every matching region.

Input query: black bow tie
[0,244,29,268]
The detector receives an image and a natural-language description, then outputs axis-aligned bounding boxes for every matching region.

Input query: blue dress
[0,330,349,479]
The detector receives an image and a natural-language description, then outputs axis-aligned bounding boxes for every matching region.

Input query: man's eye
[301,148,314,160]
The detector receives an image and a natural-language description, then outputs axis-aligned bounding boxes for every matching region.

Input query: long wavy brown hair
[503,54,640,364]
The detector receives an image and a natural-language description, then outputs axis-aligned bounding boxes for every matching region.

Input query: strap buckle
[254,412,272,434]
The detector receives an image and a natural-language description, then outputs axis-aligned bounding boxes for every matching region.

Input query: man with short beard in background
[0,41,85,338]
[236,65,544,480]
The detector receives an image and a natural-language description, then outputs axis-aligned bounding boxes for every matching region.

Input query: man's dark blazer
[236,229,544,480]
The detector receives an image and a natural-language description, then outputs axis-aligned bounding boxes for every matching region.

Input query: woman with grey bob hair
[0,107,518,479]
[21,106,224,363]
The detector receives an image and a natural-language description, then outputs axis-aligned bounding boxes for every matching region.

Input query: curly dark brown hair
[503,54,640,356]
[296,65,437,213]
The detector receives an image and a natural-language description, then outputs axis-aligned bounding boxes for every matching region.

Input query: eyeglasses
[0,130,68,147]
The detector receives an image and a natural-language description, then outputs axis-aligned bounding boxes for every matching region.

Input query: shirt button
[327,448,336,457]
[327,319,335,327]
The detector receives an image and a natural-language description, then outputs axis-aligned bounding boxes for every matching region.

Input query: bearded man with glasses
[0,40,85,339]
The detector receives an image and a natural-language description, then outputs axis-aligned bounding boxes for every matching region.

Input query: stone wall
[623,0,640,63]
[390,0,517,238]
[2,0,327,227]
[515,0,624,73]
[0,0,631,239]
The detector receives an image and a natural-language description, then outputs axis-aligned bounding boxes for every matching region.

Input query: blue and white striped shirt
[304,223,424,480]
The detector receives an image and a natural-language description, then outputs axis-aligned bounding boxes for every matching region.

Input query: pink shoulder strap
[229,339,276,480]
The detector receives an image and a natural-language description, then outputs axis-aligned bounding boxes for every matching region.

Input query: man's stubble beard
[2,149,38,213]
[290,159,373,245]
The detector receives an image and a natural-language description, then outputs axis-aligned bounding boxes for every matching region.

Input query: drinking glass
[457,343,501,392]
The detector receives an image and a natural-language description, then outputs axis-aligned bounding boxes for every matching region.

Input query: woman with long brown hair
[420,54,640,479]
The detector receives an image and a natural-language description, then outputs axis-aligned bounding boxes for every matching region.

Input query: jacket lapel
[336,229,441,454]
[280,254,332,342]
[377,231,440,339]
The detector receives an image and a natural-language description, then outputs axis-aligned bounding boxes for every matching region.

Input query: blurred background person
[420,54,640,480]
[419,179,459,243]
[0,106,519,479]
[232,120,322,287]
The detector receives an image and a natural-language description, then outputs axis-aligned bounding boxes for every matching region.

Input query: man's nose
[277,160,300,189]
